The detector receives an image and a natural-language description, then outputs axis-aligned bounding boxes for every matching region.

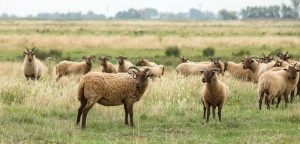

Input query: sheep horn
[268,53,271,57]
[32,47,36,51]
[294,63,297,67]
[105,56,111,59]
[262,53,265,57]
[286,51,288,55]
[128,66,140,72]
[25,47,29,52]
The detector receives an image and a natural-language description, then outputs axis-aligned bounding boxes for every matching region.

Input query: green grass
[0,20,300,143]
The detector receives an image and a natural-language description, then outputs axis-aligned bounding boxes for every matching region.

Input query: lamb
[115,56,134,73]
[22,47,44,81]
[76,66,152,128]
[224,61,254,81]
[98,56,117,73]
[258,63,299,110]
[136,59,158,67]
[200,68,229,123]
[55,55,96,82]
[176,59,224,76]
[139,65,164,78]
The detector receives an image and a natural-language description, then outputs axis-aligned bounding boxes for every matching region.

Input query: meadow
[0,19,300,143]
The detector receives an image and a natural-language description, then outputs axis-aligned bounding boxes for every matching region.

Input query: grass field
[0,20,300,143]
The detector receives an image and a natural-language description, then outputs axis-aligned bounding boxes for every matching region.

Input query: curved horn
[286,51,288,55]
[262,53,265,57]
[25,47,29,52]
[268,53,271,57]
[128,66,140,72]
[32,47,36,51]
[143,68,152,76]
[294,63,297,67]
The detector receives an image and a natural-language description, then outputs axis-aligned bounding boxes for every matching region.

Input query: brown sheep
[200,68,229,123]
[76,66,152,128]
[56,55,96,82]
[115,56,134,73]
[99,56,117,73]
[136,59,158,67]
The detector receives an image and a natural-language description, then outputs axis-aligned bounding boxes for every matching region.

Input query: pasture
[0,20,300,143]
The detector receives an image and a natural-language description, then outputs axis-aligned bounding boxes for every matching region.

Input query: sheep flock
[20,48,300,127]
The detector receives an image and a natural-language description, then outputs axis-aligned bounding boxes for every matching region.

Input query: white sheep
[224,61,254,82]
[22,47,44,81]
[55,55,96,82]
[258,64,299,110]
[200,68,229,123]
[136,59,158,67]
[98,56,117,73]
[76,66,152,128]
[176,59,224,76]
[115,56,134,73]
[139,64,164,78]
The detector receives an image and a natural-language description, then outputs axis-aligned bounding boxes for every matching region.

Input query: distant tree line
[1,0,299,20]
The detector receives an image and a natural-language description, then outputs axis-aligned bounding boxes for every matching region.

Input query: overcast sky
[0,0,291,17]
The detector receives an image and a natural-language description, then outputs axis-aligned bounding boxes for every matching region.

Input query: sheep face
[83,55,96,65]
[277,51,290,61]
[211,58,222,70]
[201,68,221,83]
[260,53,273,63]
[136,59,146,66]
[285,63,300,79]
[99,56,110,66]
[179,56,189,63]
[129,67,152,87]
[242,58,254,70]
[24,47,36,63]
[116,56,127,65]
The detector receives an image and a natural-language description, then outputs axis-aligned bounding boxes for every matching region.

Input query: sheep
[259,53,273,63]
[55,55,96,82]
[115,56,134,73]
[139,64,164,78]
[258,63,299,110]
[22,47,44,81]
[136,59,158,67]
[98,56,117,74]
[224,61,254,81]
[277,51,298,64]
[176,59,224,76]
[242,58,269,83]
[179,56,190,63]
[200,68,229,123]
[76,66,152,128]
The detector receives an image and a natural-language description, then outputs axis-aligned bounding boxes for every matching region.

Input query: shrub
[33,48,63,60]
[203,47,215,57]
[232,50,251,57]
[165,46,180,57]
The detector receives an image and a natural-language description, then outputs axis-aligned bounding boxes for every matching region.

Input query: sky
[0,0,291,17]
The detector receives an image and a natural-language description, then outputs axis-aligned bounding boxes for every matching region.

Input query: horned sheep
[76,66,152,128]
[99,56,117,73]
[22,47,45,81]
[55,55,96,82]
[200,68,229,123]
[139,64,165,78]
[116,56,134,73]
[258,63,299,110]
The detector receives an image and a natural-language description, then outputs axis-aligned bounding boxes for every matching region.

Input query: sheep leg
[290,90,295,103]
[276,97,281,109]
[76,98,87,126]
[284,94,289,109]
[217,104,222,122]
[81,100,95,128]
[123,103,129,125]
[206,104,211,123]
[201,100,206,119]
[56,75,62,82]
[266,97,270,110]
[212,106,216,119]
[259,91,264,110]
[127,104,134,127]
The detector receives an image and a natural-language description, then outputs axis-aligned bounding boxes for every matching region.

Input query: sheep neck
[134,81,149,101]
[205,79,221,93]
[249,61,259,73]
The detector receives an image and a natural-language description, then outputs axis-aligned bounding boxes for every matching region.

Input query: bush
[33,48,63,60]
[165,46,180,57]
[232,50,251,57]
[203,47,215,57]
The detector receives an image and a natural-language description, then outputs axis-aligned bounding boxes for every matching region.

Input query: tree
[218,9,238,20]
[290,0,300,17]
[140,8,158,19]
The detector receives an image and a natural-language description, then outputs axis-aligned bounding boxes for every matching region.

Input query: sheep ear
[276,51,282,57]
[32,47,36,51]
[200,71,205,75]
[98,57,102,60]
[284,68,288,71]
